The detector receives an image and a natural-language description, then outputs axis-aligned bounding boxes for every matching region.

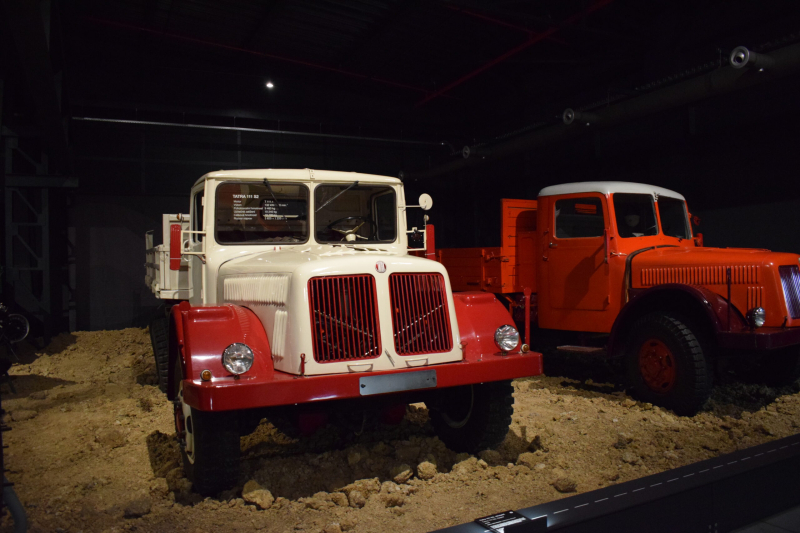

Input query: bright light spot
[266,81,274,89]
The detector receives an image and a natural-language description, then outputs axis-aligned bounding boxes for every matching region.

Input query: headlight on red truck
[746,307,766,329]
[222,343,254,374]
[494,325,520,352]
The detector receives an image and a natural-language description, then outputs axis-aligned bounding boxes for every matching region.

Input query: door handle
[549,242,557,248]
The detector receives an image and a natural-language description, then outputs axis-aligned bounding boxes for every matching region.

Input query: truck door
[540,194,610,330]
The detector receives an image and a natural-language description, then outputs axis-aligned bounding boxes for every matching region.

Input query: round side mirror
[419,193,433,211]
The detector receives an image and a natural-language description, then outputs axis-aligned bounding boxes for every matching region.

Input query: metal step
[556,345,604,354]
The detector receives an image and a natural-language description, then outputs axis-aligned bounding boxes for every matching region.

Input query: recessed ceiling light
[266,81,274,89]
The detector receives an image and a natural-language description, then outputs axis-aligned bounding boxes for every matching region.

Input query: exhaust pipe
[730,46,775,70]
[563,108,599,126]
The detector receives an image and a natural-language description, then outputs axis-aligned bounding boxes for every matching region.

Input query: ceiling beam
[444,4,567,46]
[84,16,433,95]
[415,0,614,107]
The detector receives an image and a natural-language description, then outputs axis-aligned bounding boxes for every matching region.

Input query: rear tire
[429,380,514,453]
[173,360,240,495]
[149,314,170,394]
[626,313,712,416]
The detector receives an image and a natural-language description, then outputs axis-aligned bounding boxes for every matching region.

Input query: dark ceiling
[57,0,800,144]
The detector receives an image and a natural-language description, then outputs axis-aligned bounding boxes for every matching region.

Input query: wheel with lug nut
[173,359,240,495]
[625,313,712,416]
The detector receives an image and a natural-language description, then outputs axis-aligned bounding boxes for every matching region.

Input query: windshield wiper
[263,178,292,232]
[316,181,359,213]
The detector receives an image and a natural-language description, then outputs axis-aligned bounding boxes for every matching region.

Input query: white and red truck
[145,169,542,494]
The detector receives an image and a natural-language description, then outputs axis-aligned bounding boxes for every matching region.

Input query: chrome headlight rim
[494,325,520,352]
[222,342,254,375]
[746,307,766,329]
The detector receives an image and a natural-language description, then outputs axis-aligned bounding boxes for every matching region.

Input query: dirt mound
[3,328,800,533]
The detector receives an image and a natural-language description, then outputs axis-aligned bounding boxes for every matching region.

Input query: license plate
[358,369,437,396]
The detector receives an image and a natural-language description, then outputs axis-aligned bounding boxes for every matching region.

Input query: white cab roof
[538,181,685,201]
[194,168,400,187]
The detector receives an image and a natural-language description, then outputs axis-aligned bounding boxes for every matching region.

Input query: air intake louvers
[779,265,800,319]
[308,275,381,363]
[389,273,453,355]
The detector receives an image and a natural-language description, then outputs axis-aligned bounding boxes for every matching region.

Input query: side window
[554,197,605,238]
[192,191,204,242]
[373,191,396,241]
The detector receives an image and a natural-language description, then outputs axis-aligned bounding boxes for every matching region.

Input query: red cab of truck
[438,182,800,415]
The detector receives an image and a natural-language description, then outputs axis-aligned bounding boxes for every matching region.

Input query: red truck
[436,182,800,415]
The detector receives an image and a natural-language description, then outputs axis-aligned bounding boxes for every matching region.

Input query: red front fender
[452,292,529,361]
[167,302,273,400]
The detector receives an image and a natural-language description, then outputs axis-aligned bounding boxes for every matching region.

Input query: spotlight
[265,81,274,89]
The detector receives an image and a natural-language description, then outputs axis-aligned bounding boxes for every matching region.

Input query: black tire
[759,346,800,386]
[149,314,170,394]
[428,380,514,453]
[625,313,712,416]
[174,360,240,495]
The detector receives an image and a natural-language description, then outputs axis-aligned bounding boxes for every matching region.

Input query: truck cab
[439,182,800,416]
[145,169,542,494]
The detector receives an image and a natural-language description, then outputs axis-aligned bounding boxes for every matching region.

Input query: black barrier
[433,432,800,532]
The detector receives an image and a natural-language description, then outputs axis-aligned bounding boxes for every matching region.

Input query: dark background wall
[4,0,800,335]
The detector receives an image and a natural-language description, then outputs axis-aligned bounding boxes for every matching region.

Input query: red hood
[631,246,800,328]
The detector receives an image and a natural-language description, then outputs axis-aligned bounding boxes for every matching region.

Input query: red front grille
[389,273,453,355]
[308,275,381,363]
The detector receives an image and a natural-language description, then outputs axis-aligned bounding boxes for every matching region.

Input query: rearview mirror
[419,194,433,211]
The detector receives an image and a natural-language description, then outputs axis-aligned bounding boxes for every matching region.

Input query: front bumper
[182,351,542,412]
[717,327,800,351]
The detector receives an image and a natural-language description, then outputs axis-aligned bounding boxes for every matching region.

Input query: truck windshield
[613,193,658,238]
[658,196,691,239]
[215,182,308,243]
[315,184,396,243]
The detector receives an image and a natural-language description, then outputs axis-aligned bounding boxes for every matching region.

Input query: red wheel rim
[638,338,676,393]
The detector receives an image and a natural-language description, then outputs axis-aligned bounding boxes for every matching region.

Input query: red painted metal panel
[169,224,182,270]
[168,302,273,399]
[452,291,520,360]
[308,275,381,363]
[182,351,543,412]
[389,273,453,355]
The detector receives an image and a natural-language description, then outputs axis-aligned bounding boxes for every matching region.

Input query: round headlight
[494,325,520,352]
[222,343,254,374]
[747,307,766,329]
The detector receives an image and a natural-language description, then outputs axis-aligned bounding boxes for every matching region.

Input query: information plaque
[474,510,546,533]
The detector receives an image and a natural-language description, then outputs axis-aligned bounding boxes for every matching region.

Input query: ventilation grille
[389,273,453,356]
[308,275,381,363]
[641,265,759,286]
[272,309,288,359]
[779,265,800,319]
[224,274,289,305]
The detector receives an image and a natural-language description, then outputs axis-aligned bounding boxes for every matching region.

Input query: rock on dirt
[552,478,578,493]
[348,490,366,508]
[417,461,437,480]
[390,464,413,484]
[242,480,275,509]
[123,496,152,518]
[11,409,37,421]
